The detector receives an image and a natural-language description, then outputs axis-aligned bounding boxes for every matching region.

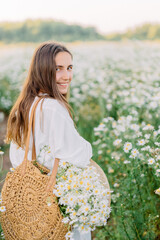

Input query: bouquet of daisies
[53,160,112,240]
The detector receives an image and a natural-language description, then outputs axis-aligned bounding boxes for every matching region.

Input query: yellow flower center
[62,176,67,180]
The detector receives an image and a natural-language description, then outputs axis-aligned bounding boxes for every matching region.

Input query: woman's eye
[68,66,73,70]
[56,66,72,71]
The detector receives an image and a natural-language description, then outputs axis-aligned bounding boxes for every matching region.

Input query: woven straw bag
[0,97,70,240]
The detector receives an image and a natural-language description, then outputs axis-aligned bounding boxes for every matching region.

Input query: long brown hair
[5,42,76,148]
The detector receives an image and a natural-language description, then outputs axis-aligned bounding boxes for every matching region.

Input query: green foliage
[70,95,103,141]
[0,19,105,43]
[105,23,160,41]
[0,75,20,115]
[92,116,160,239]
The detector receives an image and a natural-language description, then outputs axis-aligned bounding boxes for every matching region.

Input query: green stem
[121,206,132,240]
[133,222,142,240]
[132,161,146,224]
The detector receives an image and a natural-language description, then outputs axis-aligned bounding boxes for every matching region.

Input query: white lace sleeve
[48,109,92,168]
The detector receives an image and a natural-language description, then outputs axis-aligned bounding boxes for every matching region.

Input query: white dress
[9,95,92,240]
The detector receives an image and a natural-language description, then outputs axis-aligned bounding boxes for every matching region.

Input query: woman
[5,42,93,240]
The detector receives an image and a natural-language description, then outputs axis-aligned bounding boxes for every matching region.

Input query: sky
[0,0,160,34]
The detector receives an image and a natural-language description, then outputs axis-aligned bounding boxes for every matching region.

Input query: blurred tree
[105,23,160,41]
[0,19,104,43]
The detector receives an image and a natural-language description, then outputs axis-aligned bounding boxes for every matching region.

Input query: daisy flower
[65,231,74,240]
[148,158,155,165]
[123,142,132,153]
[142,124,154,131]
[129,149,139,159]
[124,160,131,164]
[138,139,145,146]
[144,134,151,139]
[59,161,68,169]
[10,167,15,172]
[113,139,122,146]
[0,206,6,212]
[155,188,160,195]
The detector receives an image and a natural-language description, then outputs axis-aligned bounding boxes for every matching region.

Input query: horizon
[0,0,160,34]
[0,18,159,36]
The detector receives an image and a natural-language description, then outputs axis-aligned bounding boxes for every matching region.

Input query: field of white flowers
[0,41,160,239]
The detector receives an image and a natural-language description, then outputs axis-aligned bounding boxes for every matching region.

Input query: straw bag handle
[21,96,59,193]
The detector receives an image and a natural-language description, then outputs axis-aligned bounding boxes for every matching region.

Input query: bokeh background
[0,0,160,239]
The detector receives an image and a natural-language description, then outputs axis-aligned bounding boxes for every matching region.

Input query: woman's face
[55,51,73,95]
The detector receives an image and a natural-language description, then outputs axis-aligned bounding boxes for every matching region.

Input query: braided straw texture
[0,159,69,240]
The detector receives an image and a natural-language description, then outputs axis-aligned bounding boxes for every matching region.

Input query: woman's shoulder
[33,96,67,114]
[31,96,72,123]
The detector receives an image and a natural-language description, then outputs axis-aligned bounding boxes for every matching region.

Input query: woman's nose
[62,69,69,79]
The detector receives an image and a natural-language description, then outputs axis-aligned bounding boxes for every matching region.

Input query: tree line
[105,23,160,41]
[0,19,105,43]
[0,20,160,43]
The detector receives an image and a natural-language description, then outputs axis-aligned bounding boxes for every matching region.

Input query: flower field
[0,41,160,239]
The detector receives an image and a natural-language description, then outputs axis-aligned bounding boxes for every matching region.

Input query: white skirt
[72,227,91,240]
